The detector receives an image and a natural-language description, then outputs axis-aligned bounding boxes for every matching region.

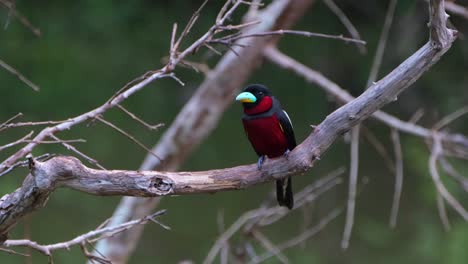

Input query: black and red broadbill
[236,84,296,209]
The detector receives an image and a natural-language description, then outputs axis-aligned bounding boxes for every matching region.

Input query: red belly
[242,115,288,158]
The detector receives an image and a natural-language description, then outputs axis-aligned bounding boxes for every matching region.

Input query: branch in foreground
[2,210,167,263]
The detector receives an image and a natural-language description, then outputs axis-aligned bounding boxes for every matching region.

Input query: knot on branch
[151,177,174,195]
[31,156,83,190]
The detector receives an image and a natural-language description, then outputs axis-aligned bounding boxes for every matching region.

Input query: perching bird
[235,84,296,209]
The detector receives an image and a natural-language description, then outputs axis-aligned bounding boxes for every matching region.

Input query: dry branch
[263,47,468,156]
[2,210,167,262]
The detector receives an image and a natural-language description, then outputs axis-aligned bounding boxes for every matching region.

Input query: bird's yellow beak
[235,92,257,103]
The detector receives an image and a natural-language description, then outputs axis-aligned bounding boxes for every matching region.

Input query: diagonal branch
[263,47,468,156]
[2,210,167,261]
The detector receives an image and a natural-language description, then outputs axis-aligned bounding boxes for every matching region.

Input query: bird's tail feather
[276,179,285,206]
[276,177,294,209]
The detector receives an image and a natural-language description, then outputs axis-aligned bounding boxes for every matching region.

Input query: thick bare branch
[445,1,468,20]
[264,47,468,155]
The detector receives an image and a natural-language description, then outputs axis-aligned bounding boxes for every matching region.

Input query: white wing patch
[283,110,293,128]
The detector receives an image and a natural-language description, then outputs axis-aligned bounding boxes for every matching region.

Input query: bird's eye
[258,92,263,95]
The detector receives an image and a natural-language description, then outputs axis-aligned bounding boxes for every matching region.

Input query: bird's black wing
[274,98,297,150]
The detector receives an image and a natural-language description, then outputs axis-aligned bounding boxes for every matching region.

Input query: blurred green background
[1,0,468,263]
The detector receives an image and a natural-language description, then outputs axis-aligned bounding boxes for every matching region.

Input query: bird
[235,84,296,209]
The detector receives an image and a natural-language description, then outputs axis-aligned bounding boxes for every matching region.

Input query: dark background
[1,0,468,263]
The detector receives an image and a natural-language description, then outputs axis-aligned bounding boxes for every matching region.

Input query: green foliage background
[1,0,468,263]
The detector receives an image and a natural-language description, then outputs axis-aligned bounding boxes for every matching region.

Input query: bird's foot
[257,155,265,170]
[283,149,291,159]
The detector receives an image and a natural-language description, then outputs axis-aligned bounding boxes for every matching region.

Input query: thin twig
[0,131,34,152]
[436,192,451,231]
[429,134,468,222]
[211,29,367,46]
[323,0,366,54]
[433,105,468,130]
[251,230,290,264]
[439,157,468,192]
[0,246,29,257]
[0,112,23,128]
[366,0,398,87]
[0,153,54,177]
[361,126,395,173]
[50,134,106,169]
[389,129,403,228]
[249,208,343,264]
[0,0,41,36]
[96,116,162,161]
[116,105,165,131]
[0,120,65,132]
[0,58,40,91]
[341,126,360,249]
[3,210,167,258]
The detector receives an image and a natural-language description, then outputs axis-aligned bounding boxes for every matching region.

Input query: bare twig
[249,208,343,264]
[433,105,468,130]
[3,210,167,260]
[366,0,398,87]
[251,230,290,264]
[0,58,39,91]
[341,126,359,249]
[361,126,395,173]
[210,29,367,46]
[389,129,404,228]
[49,134,105,170]
[0,120,66,132]
[96,116,162,161]
[116,105,165,131]
[0,113,23,128]
[0,0,41,36]
[0,131,34,152]
[323,0,366,54]
[436,192,451,231]
[0,153,54,177]
[439,157,468,192]
[429,134,468,221]
[0,246,29,257]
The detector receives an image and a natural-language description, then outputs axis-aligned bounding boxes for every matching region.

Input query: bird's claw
[283,149,291,159]
[257,155,265,170]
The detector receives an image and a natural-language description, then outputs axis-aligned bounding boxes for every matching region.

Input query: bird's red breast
[242,97,289,158]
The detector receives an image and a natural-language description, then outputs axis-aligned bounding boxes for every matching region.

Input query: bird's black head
[235,84,272,107]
